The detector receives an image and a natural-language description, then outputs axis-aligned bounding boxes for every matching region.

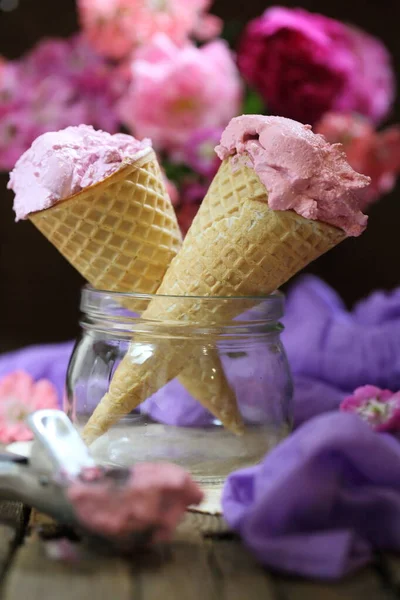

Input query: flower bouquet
[1,2,400,233]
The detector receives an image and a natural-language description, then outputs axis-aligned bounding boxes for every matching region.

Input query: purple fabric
[222,412,400,579]
[282,275,400,391]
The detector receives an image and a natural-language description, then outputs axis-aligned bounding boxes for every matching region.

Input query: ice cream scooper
[0,410,203,549]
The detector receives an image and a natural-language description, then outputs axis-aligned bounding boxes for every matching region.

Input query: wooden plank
[274,566,395,600]
[2,533,133,600]
[176,511,229,540]
[379,554,400,593]
[209,540,277,600]
[0,501,27,581]
[133,541,219,600]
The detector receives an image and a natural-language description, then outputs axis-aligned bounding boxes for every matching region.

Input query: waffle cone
[29,148,236,431]
[82,157,346,444]
[29,149,181,296]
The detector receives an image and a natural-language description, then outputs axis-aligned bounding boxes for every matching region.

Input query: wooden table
[0,501,399,600]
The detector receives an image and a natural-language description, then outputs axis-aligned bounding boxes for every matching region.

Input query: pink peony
[118,34,242,152]
[316,112,400,208]
[340,385,400,432]
[0,35,124,170]
[237,7,395,126]
[179,127,222,178]
[176,179,208,235]
[162,171,180,207]
[0,371,58,444]
[77,0,222,60]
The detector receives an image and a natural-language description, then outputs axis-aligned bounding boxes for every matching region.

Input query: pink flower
[179,127,222,178]
[237,7,395,126]
[340,385,400,432]
[0,371,59,444]
[77,0,222,60]
[176,201,201,236]
[316,112,400,208]
[162,171,180,207]
[118,34,242,152]
[176,179,208,235]
[0,35,124,170]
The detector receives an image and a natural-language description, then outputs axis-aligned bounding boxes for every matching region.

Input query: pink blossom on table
[315,112,400,208]
[237,6,395,126]
[77,0,221,60]
[118,34,242,152]
[0,371,58,444]
[340,385,400,432]
[179,127,222,178]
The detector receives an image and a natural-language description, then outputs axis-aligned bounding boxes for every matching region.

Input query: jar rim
[82,284,284,304]
[80,285,285,330]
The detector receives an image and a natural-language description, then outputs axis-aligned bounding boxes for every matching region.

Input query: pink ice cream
[215,115,370,236]
[67,463,203,542]
[8,125,152,221]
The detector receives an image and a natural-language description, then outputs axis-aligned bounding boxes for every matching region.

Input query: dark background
[0,0,399,352]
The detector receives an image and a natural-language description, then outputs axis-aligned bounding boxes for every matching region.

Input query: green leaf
[243,88,266,115]
[221,19,244,46]
[163,161,192,183]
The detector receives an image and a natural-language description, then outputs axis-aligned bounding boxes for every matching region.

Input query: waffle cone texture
[82,156,346,444]
[29,149,182,295]
[29,149,236,431]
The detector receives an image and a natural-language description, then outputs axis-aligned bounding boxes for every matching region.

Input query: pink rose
[0,371,59,444]
[316,112,400,208]
[340,385,400,432]
[238,7,395,125]
[118,34,242,152]
[78,0,221,60]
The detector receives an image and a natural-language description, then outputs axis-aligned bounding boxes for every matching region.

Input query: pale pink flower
[78,0,221,60]
[316,112,400,208]
[340,385,400,432]
[0,371,58,444]
[118,35,242,152]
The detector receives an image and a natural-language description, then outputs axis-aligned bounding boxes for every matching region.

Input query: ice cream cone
[82,156,346,444]
[29,149,181,297]
[28,147,238,433]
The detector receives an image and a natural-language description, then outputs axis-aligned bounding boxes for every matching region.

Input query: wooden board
[0,503,399,600]
[209,540,277,600]
[2,534,133,600]
[0,501,27,582]
[274,566,396,600]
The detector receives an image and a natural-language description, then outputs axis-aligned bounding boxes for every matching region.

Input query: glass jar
[65,286,293,506]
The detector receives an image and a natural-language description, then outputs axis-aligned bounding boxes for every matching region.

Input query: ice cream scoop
[0,410,203,550]
[8,125,152,221]
[215,115,370,236]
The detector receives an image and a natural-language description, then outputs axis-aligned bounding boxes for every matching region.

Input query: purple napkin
[222,411,400,579]
[282,275,400,392]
